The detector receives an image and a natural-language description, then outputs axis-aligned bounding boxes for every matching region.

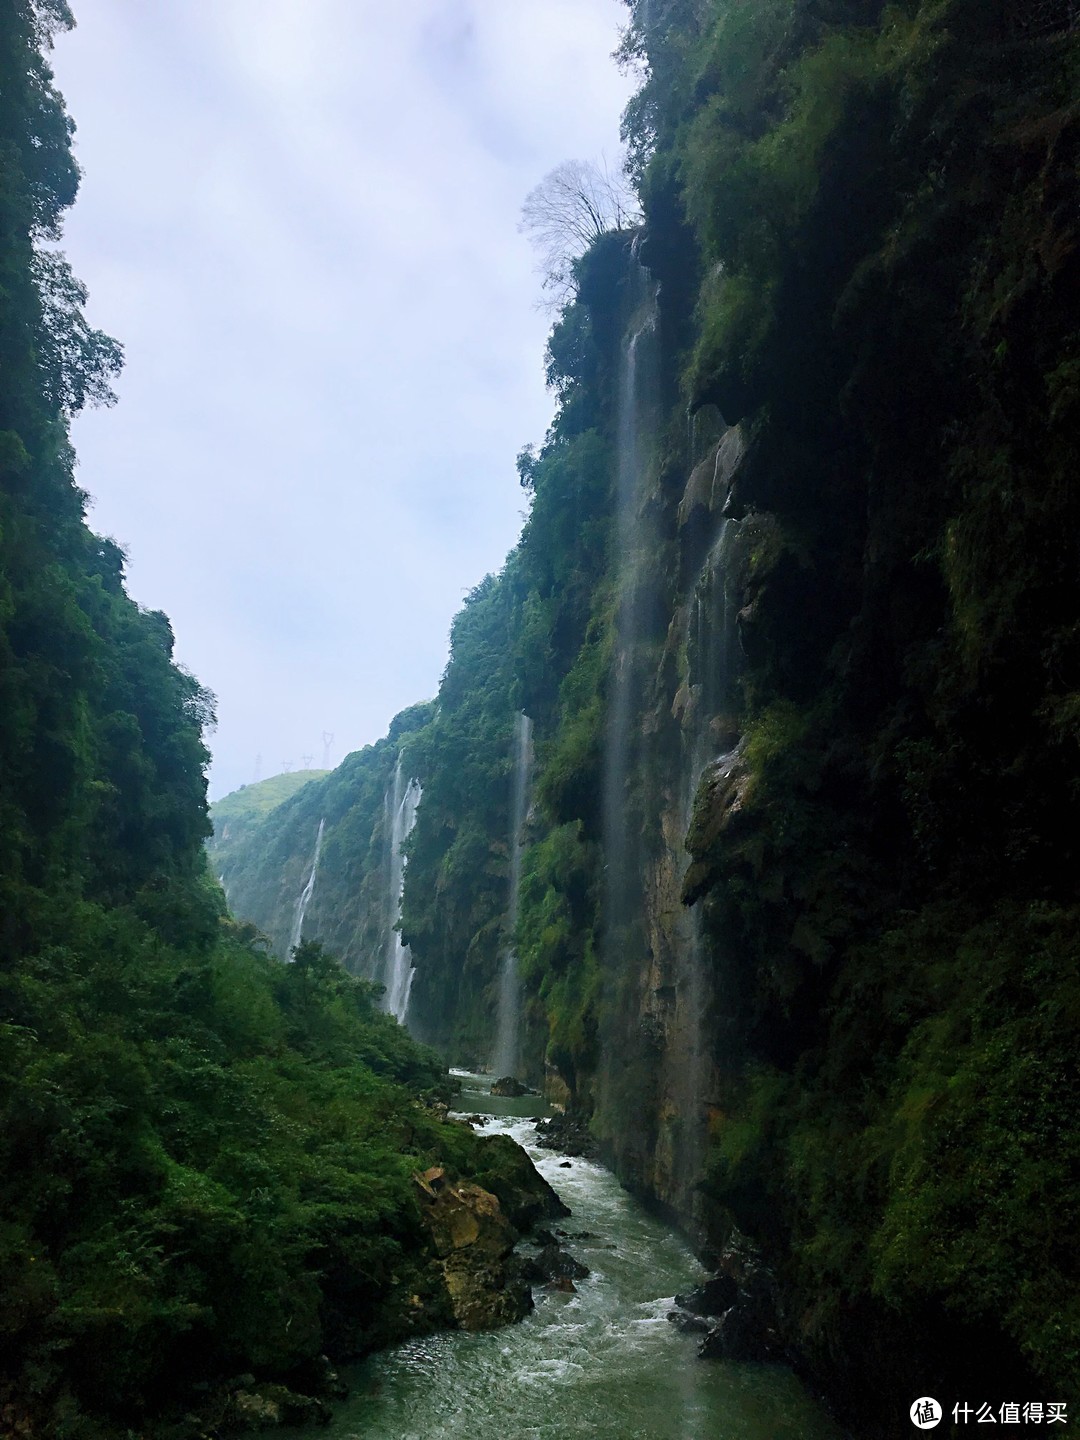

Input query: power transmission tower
[322,731,334,768]
[282,760,293,774]
[301,753,314,770]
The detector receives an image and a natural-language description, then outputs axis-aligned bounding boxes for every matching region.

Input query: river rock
[689,1231,782,1363]
[225,1384,331,1430]
[668,1308,712,1335]
[698,1300,780,1363]
[412,1170,531,1330]
[491,1075,528,1097]
[534,1111,598,1159]
[673,1273,738,1317]
[521,1242,590,1285]
[467,1132,571,1229]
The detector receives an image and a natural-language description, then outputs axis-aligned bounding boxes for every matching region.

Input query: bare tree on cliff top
[520,157,641,309]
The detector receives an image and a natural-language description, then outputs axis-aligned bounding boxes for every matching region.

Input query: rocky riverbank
[65,1116,573,1439]
[667,1230,783,1365]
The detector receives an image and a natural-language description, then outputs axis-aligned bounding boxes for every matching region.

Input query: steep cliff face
[584,1,1080,1421]
[208,703,432,982]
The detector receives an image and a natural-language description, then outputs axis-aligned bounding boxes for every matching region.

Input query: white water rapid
[289,817,324,957]
[383,756,421,1023]
[288,1074,842,1440]
[492,711,533,1078]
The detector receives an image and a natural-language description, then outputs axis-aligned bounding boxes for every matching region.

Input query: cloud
[52,1,635,797]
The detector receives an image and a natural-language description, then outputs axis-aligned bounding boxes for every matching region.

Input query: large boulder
[466,1132,571,1230]
[521,1242,590,1286]
[674,1273,739,1317]
[672,1231,783,1364]
[676,1232,789,1365]
[412,1168,531,1331]
[534,1111,598,1160]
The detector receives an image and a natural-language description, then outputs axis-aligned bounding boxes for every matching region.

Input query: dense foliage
[2,922,465,1426]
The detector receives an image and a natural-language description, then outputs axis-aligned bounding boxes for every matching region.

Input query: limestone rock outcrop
[412,1167,532,1331]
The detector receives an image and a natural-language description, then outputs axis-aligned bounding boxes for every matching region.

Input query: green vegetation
[2,923,466,1427]
[623,0,1080,1415]
[210,769,327,837]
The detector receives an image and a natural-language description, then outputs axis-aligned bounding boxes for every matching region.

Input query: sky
[49,1,637,800]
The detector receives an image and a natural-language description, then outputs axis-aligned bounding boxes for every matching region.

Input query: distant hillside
[206,704,433,967]
[210,770,328,847]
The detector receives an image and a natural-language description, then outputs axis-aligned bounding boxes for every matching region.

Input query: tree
[32,249,123,414]
[519,158,640,308]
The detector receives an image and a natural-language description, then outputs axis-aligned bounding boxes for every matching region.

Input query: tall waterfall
[600,262,660,1113]
[492,712,533,1078]
[290,817,325,957]
[383,755,422,1023]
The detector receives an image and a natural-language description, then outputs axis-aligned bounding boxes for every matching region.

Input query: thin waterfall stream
[595,261,660,1140]
[383,755,422,1023]
[601,264,658,953]
[493,711,533,1078]
[290,817,325,957]
[280,1075,842,1440]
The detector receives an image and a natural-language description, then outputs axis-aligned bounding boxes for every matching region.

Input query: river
[284,1073,843,1439]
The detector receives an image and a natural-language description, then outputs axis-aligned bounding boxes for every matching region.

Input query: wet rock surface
[534,1111,598,1159]
[468,1132,571,1230]
[412,1167,532,1331]
[521,1241,590,1286]
[668,1231,783,1364]
[224,1383,332,1430]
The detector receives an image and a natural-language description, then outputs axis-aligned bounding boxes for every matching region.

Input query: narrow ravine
[285,1076,843,1440]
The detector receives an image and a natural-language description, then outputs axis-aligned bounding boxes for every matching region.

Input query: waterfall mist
[598,261,660,1122]
[492,712,533,1078]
